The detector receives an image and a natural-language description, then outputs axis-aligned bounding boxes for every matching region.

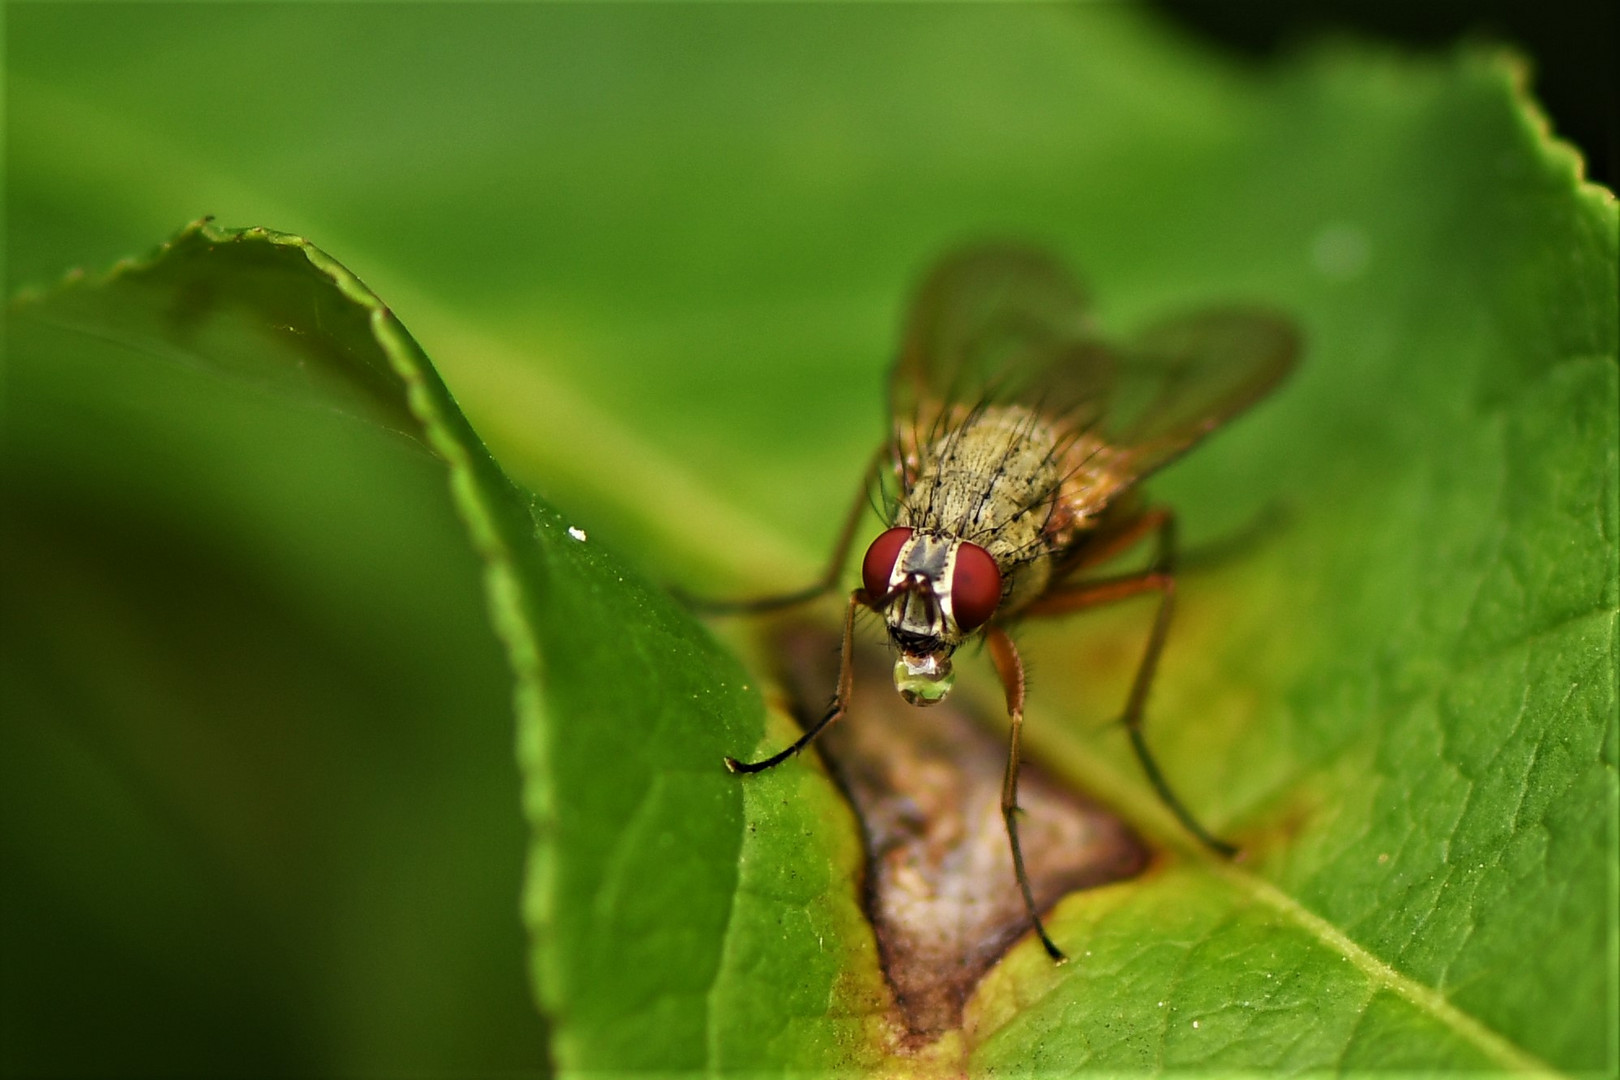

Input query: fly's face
[860,526,1003,705]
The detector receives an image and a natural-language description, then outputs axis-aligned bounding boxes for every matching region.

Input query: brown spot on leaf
[769,621,1149,1043]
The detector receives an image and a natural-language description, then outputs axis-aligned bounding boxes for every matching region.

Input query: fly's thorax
[897,405,1063,559]
[893,404,1064,617]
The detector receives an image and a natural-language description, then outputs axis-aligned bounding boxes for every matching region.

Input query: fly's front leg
[680,447,886,615]
[725,589,864,774]
[1023,511,1237,857]
[986,624,1067,963]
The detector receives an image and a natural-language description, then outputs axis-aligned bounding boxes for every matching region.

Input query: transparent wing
[890,245,1299,512]
[1088,306,1301,480]
[889,244,1105,428]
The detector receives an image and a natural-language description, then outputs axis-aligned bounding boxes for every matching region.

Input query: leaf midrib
[1221,868,1557,1073]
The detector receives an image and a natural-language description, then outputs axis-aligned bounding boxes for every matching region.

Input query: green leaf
[6,5,1615,1077]
[4,221,887,1076]
[3,227,550,1073]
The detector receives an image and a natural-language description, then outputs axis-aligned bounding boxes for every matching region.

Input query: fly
[706,244,1300,962]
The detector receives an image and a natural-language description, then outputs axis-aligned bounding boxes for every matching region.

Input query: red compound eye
[949,542,1002,631]
[861,527,913,601]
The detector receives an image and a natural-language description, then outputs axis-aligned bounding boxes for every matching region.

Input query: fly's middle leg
[1021,511,1238,857]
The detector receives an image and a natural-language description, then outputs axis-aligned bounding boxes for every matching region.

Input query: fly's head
[860,526,1003,706]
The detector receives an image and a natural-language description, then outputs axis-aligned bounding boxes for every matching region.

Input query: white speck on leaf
[568,526,587,542]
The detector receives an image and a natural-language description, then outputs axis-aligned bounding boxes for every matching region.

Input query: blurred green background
[4,3,1615,1077]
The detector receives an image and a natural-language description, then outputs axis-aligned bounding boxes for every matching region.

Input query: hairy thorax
[893,404,1100,617]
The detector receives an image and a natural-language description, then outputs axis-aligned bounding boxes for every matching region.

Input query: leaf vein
[1218,868,1563,1074]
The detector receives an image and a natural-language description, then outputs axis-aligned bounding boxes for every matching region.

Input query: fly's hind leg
[677,447,886,615]
[1023,509,1238,857]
